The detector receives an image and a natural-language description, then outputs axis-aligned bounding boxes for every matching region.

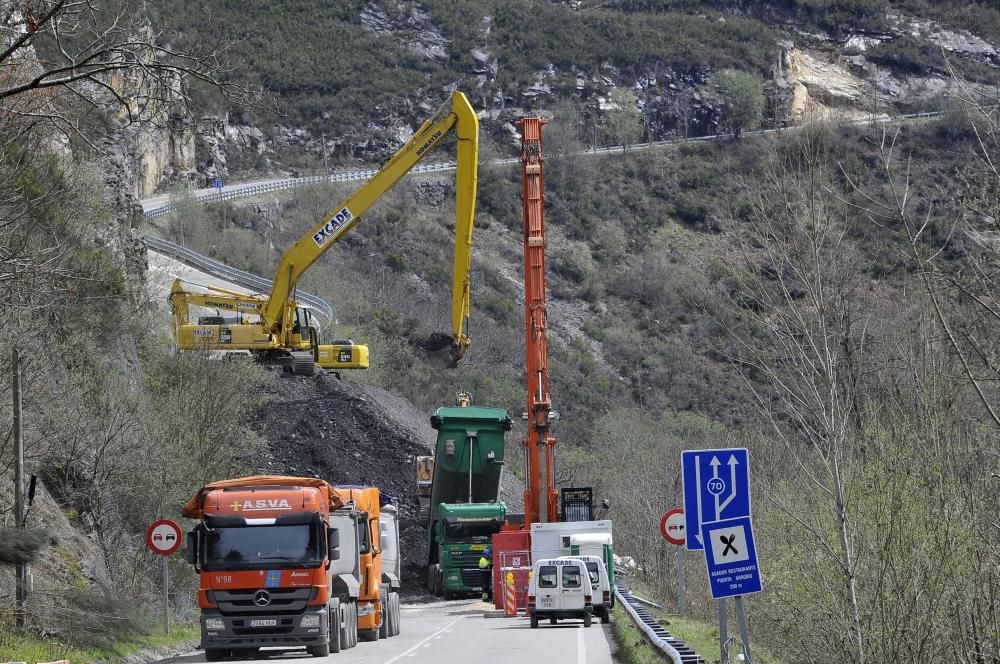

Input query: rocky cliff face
[132,4,1000,185]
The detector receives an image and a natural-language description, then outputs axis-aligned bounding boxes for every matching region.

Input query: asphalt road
[160,599,618,664]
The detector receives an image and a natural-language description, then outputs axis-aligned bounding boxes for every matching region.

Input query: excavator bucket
[418,332,465,369]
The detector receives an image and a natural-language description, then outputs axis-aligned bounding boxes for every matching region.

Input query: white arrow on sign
[714,455,740,519]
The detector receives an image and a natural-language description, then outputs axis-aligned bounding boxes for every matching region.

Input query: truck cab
[429,501,506,597]
[527,558,593,628]
[181,476,401,660]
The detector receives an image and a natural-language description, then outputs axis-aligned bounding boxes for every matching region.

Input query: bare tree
[722,126,870,663]
[1,0,259,141]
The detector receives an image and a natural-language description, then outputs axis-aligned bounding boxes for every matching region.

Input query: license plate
[540,597,554,608]
[249,619,277,628]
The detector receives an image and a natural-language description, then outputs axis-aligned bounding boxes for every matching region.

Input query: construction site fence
[497,550,532,616]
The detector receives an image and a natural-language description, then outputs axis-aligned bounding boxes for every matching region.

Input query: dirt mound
[252,371,432,589]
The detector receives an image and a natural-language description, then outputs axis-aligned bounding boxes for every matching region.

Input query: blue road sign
[700,516,762,599]
[682,448,751,551]
[212,178,225,189]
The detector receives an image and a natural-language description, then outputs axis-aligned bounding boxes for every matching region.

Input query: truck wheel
[530,615,539,629]
[391,592,401,636]
[329,599,342,654]
[434,566,444,596]
[584,611,592,628]
[308,643,330,658]
[360,628,379,642]
[343,602,357,649]
[601,607,610,624]
[204,649,224,662]
[379,589,390,639]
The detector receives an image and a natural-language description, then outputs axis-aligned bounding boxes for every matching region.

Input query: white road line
[577,625,586,664]
[382,616,464,664]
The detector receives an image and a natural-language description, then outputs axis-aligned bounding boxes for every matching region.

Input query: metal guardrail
[142,235,335,320]
[143,161,457,219]
[140,110,942,220]
[615,579,705,664]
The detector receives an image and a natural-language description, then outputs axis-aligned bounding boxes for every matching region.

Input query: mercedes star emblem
[253,590,271,607]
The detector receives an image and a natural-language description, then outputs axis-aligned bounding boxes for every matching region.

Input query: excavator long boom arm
[263,92,479,362]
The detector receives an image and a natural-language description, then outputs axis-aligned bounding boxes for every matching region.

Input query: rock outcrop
[783,48,867,123]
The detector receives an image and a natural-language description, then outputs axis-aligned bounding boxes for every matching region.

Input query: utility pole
[13,348,26,630]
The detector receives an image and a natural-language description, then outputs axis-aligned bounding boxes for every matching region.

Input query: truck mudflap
[200,606,329,649]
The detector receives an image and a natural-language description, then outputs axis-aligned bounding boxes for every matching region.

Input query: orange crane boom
[518,117,559,525]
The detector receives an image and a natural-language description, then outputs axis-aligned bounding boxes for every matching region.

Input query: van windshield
[538,565,558,588]
[585,561,600,584]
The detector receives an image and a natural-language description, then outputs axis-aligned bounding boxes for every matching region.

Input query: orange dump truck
[181,476,401,660]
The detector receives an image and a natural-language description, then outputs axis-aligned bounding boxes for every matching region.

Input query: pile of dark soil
[251,371,433,590]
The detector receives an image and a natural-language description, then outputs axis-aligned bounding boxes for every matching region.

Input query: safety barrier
[142,235,335,320]
[142,161,458,219]
[615,579,705,664]
[496,550,532,615]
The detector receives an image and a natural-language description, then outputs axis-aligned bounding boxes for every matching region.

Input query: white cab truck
[527,557,592,628]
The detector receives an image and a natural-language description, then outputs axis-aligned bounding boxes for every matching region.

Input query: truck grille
[461,568,485,588]
[449,549,483,568]
[214,588,312,616]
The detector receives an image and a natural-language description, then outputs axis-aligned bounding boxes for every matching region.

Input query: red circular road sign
[660,508,686,546]
[146,519,183,555]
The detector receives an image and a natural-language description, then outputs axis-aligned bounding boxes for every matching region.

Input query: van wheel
[530,615,539,629]
[601,607,610,624]
[584,612,592,628]
[204,649,224,662]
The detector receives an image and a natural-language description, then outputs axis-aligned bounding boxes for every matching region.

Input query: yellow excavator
[170,91,479,375]
[169,281,370,372]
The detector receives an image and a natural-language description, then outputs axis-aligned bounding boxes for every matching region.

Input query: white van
[560,555,611,624]
[527,558,593,628]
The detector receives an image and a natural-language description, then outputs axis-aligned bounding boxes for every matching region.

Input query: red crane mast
[518,117,559,525]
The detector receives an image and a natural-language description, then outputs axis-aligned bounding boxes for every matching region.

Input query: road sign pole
[718,598,729,664]
[676,546,686,617]
[162,556,169,636]
[735,595,752,664]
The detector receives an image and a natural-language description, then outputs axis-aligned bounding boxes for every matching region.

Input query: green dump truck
[422,403,511,597]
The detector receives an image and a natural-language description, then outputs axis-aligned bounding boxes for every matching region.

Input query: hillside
[139,0,1000,184]
[3,1,1000,663]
